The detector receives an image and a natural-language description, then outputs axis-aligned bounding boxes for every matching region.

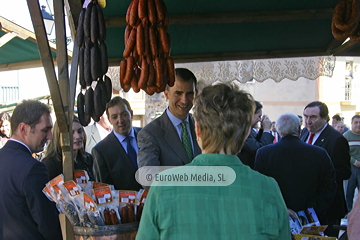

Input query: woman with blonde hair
[136,83,290,240]
[41,115,94,180]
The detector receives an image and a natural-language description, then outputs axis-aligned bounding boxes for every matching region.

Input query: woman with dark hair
[41,115,94,180]
[0,112,11,148]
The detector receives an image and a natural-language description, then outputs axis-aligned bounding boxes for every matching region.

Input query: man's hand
[261,115,272,131]
[354,161,360,168]
[287,209,298,219]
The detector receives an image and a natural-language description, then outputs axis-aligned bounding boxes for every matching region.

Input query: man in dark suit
[0,100,62,240]
[92,97,142,190]
[237,101,274,169]
[301,101,351,237]
[137,68,201,169]
[255,113,337,223]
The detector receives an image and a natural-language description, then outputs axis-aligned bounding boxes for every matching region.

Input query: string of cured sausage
[75,0,113,126]
[332,0,360,42]
[120,0,175,95]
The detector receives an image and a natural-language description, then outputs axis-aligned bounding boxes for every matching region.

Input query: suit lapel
[314,125,329,147]
[161,112,190,165]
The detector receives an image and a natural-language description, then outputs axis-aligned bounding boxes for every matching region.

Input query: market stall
[19,0,360,239]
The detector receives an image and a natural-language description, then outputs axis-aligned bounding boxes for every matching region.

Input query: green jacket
[136,153,290,240]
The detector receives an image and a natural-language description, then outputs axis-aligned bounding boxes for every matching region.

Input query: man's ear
[164,89,169,100]
[18,123,28,136]
[130,110,134,119]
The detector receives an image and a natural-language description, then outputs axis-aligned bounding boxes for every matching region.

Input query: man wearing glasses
[301,101,350,237]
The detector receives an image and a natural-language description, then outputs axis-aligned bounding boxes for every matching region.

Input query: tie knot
[125,136,132,142]
[181,121,187,127]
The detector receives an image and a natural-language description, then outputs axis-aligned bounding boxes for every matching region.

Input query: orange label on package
[74,170,88,184]
[49,174,64,187]
[140,190,148,204]
[63,180,81,197]
[52,185,64,201]
[84,192,97,212]
[118,190,137,204]
[93,186,113,205]
[43,186,55,201]
[93,182,109,189]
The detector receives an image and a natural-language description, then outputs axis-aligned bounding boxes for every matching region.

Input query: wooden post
[27,0,76,239]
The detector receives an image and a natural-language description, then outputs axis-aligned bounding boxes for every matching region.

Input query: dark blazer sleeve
[254,148,268,175]
[242,131,274,155]
[92,146,113,184]
[25,161,62,240]
[313,150,337,216]
[332,136,351,182]
[137,127,161,168]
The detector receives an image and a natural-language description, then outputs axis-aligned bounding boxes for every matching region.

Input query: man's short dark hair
[11,100,51,132]
[254,101,263,114]
[332,114,341,121]
[175,68,197,87]
[304,101,330,122]
[106,96,132,118]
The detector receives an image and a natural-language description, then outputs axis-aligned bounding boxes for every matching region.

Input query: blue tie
[125,136,138,169]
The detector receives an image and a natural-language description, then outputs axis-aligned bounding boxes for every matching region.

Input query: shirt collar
[191,153,243,166]
[166,108,190,127]
[113,127,135,143]
[312,123,328,136]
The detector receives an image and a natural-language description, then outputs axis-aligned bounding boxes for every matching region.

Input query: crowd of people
[1,67,360,239]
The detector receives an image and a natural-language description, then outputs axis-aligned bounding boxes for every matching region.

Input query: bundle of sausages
[76,0,112,126]
[332,0,360,42]
[120,0,175,95]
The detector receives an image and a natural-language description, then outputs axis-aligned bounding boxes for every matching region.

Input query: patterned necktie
[181,121,194,161]
[307,133,315,145]
[125,136,138,169]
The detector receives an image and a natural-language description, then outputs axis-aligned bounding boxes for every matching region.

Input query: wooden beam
[329,39,360,55]
[107,48,331,65]
[54,0,71,122]
[65,0,83,42]
[105,8,334,28]
[0,32,18,47]
[27,0,68,133]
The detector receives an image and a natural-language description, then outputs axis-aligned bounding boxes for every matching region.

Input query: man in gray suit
[84,113,112,153]
[137,68,201,168]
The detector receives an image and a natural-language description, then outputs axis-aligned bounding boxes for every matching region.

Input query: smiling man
[0,100,62,240]
[137,68,201,169]
[92,96,142,190]
[301,101,350,237]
